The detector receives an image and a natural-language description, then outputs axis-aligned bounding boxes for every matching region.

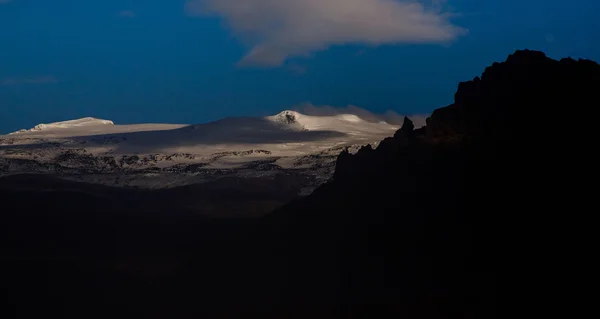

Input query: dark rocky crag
[263,49,599,316]
[2,50,598,318]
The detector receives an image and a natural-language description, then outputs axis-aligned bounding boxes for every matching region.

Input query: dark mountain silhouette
[2,49,597,318]
[262,49,599,316]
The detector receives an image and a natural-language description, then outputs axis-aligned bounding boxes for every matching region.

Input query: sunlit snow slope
[0,110,399,189]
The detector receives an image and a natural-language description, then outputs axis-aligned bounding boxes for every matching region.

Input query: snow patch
[335,114,362,122]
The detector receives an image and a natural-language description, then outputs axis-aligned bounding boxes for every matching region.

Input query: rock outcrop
[265,49,600,316]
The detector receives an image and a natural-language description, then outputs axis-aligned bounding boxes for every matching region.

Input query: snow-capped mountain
[0,110,398,192]
[8,117,116,134]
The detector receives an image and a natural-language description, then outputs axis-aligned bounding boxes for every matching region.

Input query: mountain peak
[270,110,303,124]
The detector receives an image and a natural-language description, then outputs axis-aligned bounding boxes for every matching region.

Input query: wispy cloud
[118,10,137,18]
[293,103,429,127]
[0,76,59,86]
[0,0,13,4]
[186,0,466,67]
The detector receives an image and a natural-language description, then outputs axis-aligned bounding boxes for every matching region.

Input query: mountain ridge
[1,109,398,190]
[6,110,397,136]
[261,49,599,315]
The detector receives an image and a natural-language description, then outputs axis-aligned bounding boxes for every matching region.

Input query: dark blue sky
[1,0,599,133]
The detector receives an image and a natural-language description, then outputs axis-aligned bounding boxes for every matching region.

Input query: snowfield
[0,110,399,191]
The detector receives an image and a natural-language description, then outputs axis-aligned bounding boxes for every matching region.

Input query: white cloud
[186,0,466,66]
[0,76,59,86]
[293,103,428,127]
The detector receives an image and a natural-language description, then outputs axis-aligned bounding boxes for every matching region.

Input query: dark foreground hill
[263,49,599,316]
[2,49,597,318]
[0,171,309,218]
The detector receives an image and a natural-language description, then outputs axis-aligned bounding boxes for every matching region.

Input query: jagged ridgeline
[264,50,599,315]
